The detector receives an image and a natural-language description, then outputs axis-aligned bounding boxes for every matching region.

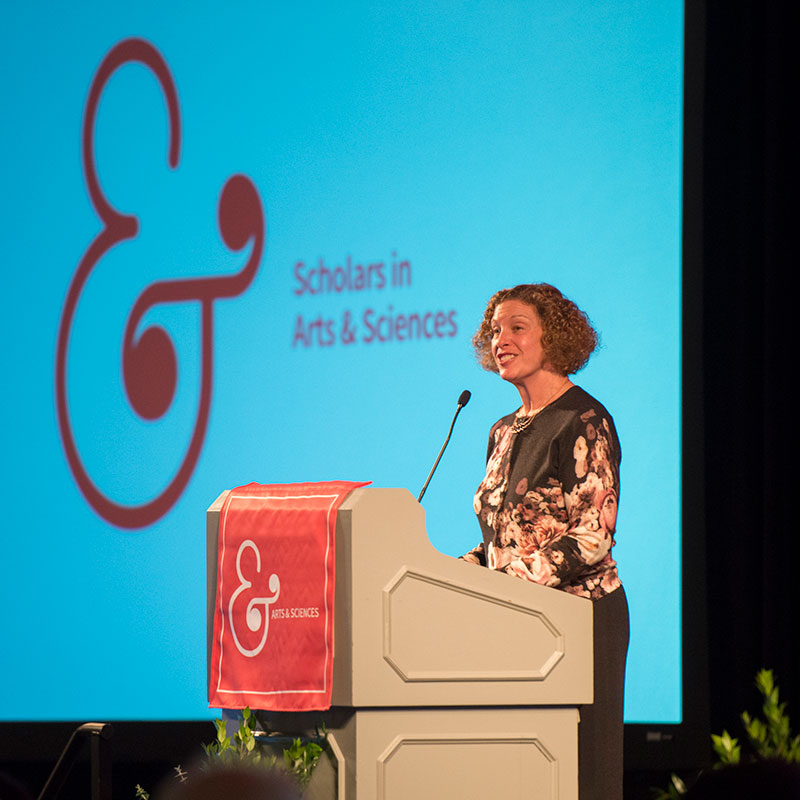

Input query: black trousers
[578,585,630,800]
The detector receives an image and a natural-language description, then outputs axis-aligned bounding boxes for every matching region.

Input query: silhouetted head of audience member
[683,759,800,799]
[154,762,302,800]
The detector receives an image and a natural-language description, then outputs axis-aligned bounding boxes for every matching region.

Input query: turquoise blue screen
[1,1,682,722]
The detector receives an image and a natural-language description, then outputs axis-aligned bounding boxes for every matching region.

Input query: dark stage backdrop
[698,0,798,738]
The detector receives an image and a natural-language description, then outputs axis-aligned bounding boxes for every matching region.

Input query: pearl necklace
[511,379,571,433]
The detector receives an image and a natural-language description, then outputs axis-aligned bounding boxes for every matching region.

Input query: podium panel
[328,707,579,800]
[207,486,592,800]
[329,488,592,706]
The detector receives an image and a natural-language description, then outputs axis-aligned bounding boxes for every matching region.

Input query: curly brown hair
[473,283,598,376]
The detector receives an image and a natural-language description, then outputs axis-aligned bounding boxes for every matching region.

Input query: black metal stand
[38,722,113,800]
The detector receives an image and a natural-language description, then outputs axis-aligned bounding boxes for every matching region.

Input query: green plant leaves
[741,669,800,762]
[653,669,799,798]
[710,730,741,765]
[283,738,324,789]
[200,707,328,791]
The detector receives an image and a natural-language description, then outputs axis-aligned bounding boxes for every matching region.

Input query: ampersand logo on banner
[229,540,281,658]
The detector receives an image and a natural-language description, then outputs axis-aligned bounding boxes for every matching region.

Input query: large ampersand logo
[55,38,265,529]
[229,540,281,658]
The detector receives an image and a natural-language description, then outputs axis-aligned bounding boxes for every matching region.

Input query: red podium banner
[209,480,369,711]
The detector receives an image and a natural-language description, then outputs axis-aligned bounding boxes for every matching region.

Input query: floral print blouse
[463,386,622,600]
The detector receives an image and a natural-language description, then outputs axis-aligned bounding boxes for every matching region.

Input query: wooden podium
[207,487,592,800]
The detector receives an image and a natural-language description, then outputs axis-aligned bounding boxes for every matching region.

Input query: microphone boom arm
[417,390,470,503]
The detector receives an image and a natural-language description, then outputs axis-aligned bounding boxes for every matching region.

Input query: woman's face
[490,299,548,384]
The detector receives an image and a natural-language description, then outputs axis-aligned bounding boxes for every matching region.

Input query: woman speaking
[462,283,628,800]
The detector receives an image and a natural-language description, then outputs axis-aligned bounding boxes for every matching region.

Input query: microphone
[417,390,471,503]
